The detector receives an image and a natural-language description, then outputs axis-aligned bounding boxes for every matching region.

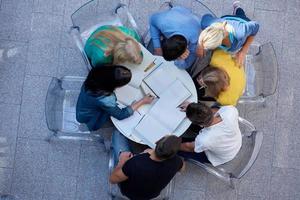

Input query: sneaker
[232,1,241,15]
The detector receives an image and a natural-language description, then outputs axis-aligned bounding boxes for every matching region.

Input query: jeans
[111,129,131,165]
[222,8,251,22]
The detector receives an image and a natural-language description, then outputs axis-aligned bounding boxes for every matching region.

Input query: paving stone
[270,167,300,198]
[26,38,60,76]
[0,40,27,105]
[0,0,33,17]
[33,0,66,16]
[255,0,287,12]
[46,141,81,177]
[237,195,268,200]
[43,174,77,200]
[0,103,20,168]
[30,12,63,41]
[0,167,13,194]
[58,47,88,77]
[11,139,49,198]
[172,188,205,200]
[193,0,223,17]
[174,162,207,191]
[76,175,109,200]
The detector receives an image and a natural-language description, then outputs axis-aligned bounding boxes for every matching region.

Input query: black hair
[84,65,132,96]
[155,135,182,160]
[161,35,187,61]
[186,103,213,127]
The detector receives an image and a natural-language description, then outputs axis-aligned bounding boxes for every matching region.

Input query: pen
[144,58,157,72]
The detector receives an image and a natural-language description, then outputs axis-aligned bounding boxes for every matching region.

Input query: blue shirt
[76,86,133,131]
[201,14,259,53]
[149,6,201,69]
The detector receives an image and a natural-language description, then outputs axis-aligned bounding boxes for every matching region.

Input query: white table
[111,46,197,145]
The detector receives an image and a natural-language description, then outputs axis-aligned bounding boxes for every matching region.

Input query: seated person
[195,49,246,105]
[110,130,185,200]
[178,102,242,166]
[149,6,201,69]
[84,25,143,67]
[76,65,154,131]
[197,2,259,66]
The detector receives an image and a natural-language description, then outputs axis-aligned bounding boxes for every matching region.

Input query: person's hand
[235,50,246,67]
[178,101,191,112]
[154,48,163,56]
[141,94,155,104]
[118,151,133,165]
[178,49,190,60]
[196,42,205,57]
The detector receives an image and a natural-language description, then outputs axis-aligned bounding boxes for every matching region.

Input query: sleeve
[149,13,163,49]
[97,95,134,120]
[245,21,259,36]
[174,50,197,69]
[122,159,134,177]
[194,133,209,153]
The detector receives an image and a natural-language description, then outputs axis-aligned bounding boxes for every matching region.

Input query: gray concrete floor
[0,0,299,199]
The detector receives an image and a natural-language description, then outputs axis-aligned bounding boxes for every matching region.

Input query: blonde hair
[199,21,228,50]
[198,66,230,98]
[92,26,142,64]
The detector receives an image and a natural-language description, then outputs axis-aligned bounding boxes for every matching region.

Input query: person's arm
[180,142,195,152]
[109,152,132,184]
[131,95,155,111]
[149,13,163,51]
[174,51,197,69]
[235,21,259,66]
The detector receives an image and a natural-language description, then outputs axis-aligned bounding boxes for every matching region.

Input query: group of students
[75,1,259,199]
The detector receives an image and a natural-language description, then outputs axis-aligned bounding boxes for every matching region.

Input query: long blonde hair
[91,26,142,64]
[197,66,230,98]
[199,21,232,50]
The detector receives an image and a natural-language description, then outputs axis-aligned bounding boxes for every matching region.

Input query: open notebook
[122,44,162,88]
[134,79,191,148]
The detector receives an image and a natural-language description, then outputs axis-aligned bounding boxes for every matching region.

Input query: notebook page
[143,63,176,96]
[115,84,144,106]
[148,80,191,131]
[113,111,143,138]
[134,114,171,148]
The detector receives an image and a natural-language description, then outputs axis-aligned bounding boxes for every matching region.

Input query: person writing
[76,65,154,131]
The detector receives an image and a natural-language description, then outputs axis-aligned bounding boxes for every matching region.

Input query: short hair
[198,66,230,98]
[161,35,187,61]
[186,103,213,127]
[155,135,182,160]
[84,65,131,95]
[198,22,227,50]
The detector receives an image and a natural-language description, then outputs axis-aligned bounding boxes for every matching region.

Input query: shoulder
[219,106,239,123]
[96,93,117,107]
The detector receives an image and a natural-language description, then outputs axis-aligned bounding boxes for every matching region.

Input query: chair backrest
[242,42,278,99]
[217,117,263,179]
[45,76,89,134]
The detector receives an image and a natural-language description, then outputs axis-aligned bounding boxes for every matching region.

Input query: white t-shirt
[194,106,242,166]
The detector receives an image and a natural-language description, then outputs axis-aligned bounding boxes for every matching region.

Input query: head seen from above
[161,35,188,61]
[155,135,182,160]
[186,103,214,127]
[197,66,230,98]
[84,65,132,95]
[198,21,228,51]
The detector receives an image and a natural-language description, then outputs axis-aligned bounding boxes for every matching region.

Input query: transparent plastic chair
[239,42,278,105]
[186,117,263,188]
[70,0,142,70]
[108,147,175,200]
[45,76,104,142]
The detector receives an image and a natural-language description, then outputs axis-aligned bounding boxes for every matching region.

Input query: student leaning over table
[195,48,246,106]
[178,102,242,166]
[149,6,201,69]
[76,65,154,131]
[110,131,185,200]
[84,25,143,68]
[197,1,259,67]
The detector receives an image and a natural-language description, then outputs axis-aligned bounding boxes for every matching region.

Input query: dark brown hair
[155,135,182,160]
[186,103,213,127]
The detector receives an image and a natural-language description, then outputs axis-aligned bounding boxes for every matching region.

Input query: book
[134,79,191,147]
[115,84,144,106]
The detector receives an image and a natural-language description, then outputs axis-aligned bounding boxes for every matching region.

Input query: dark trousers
[178,137,211,164]
[222,8,251,22]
